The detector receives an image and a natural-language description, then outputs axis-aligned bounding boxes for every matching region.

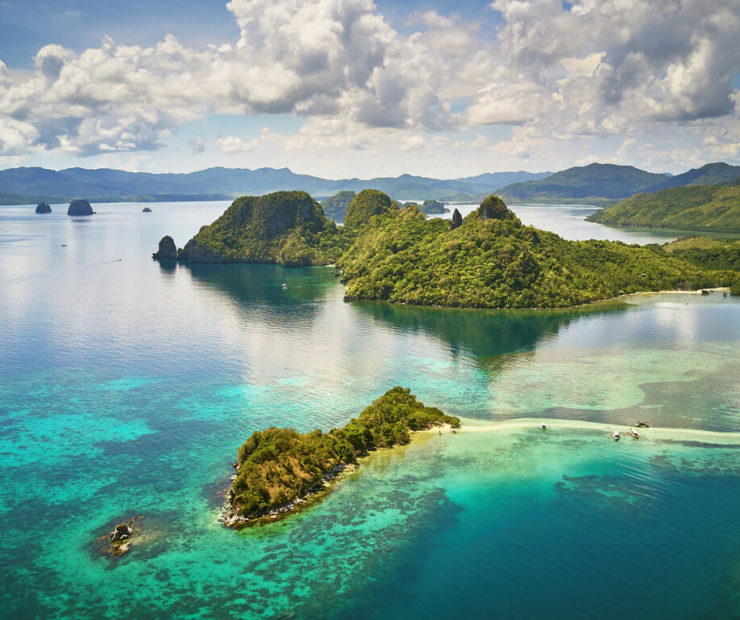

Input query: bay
[1,201,739,618]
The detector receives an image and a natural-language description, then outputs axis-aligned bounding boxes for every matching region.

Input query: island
[419,199,449,215]
[586,180,740,233]
[67,199,94,216]
[321,190,356,223]
[154,190,735,308]
[225,387,460,525]
[142,207,152,213]
[35,202,51,214]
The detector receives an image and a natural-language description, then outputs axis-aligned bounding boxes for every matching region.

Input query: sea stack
[67,199,94,216]
[35,202,52,214]
[153,235,178,259]
[142,207,152,213]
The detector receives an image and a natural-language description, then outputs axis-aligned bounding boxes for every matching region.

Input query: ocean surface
[1,201,739,619]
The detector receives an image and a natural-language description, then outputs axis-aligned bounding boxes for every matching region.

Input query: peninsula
[587,180,740,233]
[226,387,459,525]
[155,190,735,308]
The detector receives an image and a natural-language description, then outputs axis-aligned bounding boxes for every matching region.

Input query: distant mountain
[0,166,550,205]
[587,178,740,233]
[642,162,740,193]
[499,163,669,203]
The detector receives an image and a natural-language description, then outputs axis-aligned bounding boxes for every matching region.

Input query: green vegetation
[177,191,341,266]
[660,237,740,271]
[337,201,732,308]
[731,280,740,296]
[321,190,356,222]
[343,189,397,229]
[160,190,734,308]
[229,387,460,519]
[499,163,667,203]
[587,181,740,233]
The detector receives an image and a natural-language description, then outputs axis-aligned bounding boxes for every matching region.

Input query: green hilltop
[156,189,735,308]
[587,181,740,233]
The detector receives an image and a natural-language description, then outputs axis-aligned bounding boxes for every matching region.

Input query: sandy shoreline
[417,417,740,445]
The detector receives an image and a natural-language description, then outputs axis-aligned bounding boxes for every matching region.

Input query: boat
[629,428,639,439]
[540,423,547,431]
[635,421,649,428]
[613,431,620,441]
[282,283,288,289]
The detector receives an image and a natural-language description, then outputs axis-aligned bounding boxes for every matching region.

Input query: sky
[0,0,738,179]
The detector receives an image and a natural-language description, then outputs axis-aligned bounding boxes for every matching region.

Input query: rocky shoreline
[220,463,355,528]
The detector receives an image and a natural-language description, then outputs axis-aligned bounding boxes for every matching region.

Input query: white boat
[629,428,639,439]
[540,423,547,431]
[613,431,620,441]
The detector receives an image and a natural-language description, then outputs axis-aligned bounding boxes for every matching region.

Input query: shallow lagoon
[1,201,739,618]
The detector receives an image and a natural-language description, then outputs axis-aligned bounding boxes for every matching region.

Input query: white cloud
[217,135,259,153]
[0,0,737,173]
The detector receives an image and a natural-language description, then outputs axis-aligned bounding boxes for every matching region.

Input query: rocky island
[35,202,51,214]
[420,199,449,215]
[225,387,460,526]
[67,199,94,216]
[154,190,735,308]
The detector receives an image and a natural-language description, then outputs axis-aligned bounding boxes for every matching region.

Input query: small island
[35,202,52,214]
[225,387,460,526]
[420,199,449,215]
[67,199,94,216]
[142,207,152,213]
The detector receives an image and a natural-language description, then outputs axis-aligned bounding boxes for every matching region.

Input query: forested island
[226,387,460,524]
[587,181,740,233]
[155,190,736,308]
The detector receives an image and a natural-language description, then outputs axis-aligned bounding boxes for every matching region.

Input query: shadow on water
[352,298,631,360]
[181,262,339,305]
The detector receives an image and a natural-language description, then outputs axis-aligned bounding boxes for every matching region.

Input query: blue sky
[0,0,738,178]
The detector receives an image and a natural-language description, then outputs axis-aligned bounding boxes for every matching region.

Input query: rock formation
[35,202,52,214]
[153,235,178,259]
[67,199,94,216]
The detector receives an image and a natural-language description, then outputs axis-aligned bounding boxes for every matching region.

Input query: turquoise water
[1,202,739,618]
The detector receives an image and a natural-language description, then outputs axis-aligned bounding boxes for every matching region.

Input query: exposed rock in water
[98,515,142,557]
[142,207,152,213]
[67,199,94,216]
[152,235,178,259]
[35,202,52,214]
[450,208,463,229]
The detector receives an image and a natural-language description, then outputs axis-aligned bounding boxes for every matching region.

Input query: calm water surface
[1,201,739,618]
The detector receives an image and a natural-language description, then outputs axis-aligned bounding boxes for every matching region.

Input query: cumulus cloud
[0,0,737,168]
[217,135,259,153]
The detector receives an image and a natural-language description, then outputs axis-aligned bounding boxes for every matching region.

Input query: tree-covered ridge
[586,181,740,233]
[337,201,732,308]
[229,387,460,520]
[177,191,342,265]
[659,237,740,271]
[343,189,398,229]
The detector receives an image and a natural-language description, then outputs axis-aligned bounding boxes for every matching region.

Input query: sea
[1,200,739,618]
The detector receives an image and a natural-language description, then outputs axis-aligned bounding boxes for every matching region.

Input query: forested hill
[587,180,740,233]
[498,163,669,203]
[156,190,734,309]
